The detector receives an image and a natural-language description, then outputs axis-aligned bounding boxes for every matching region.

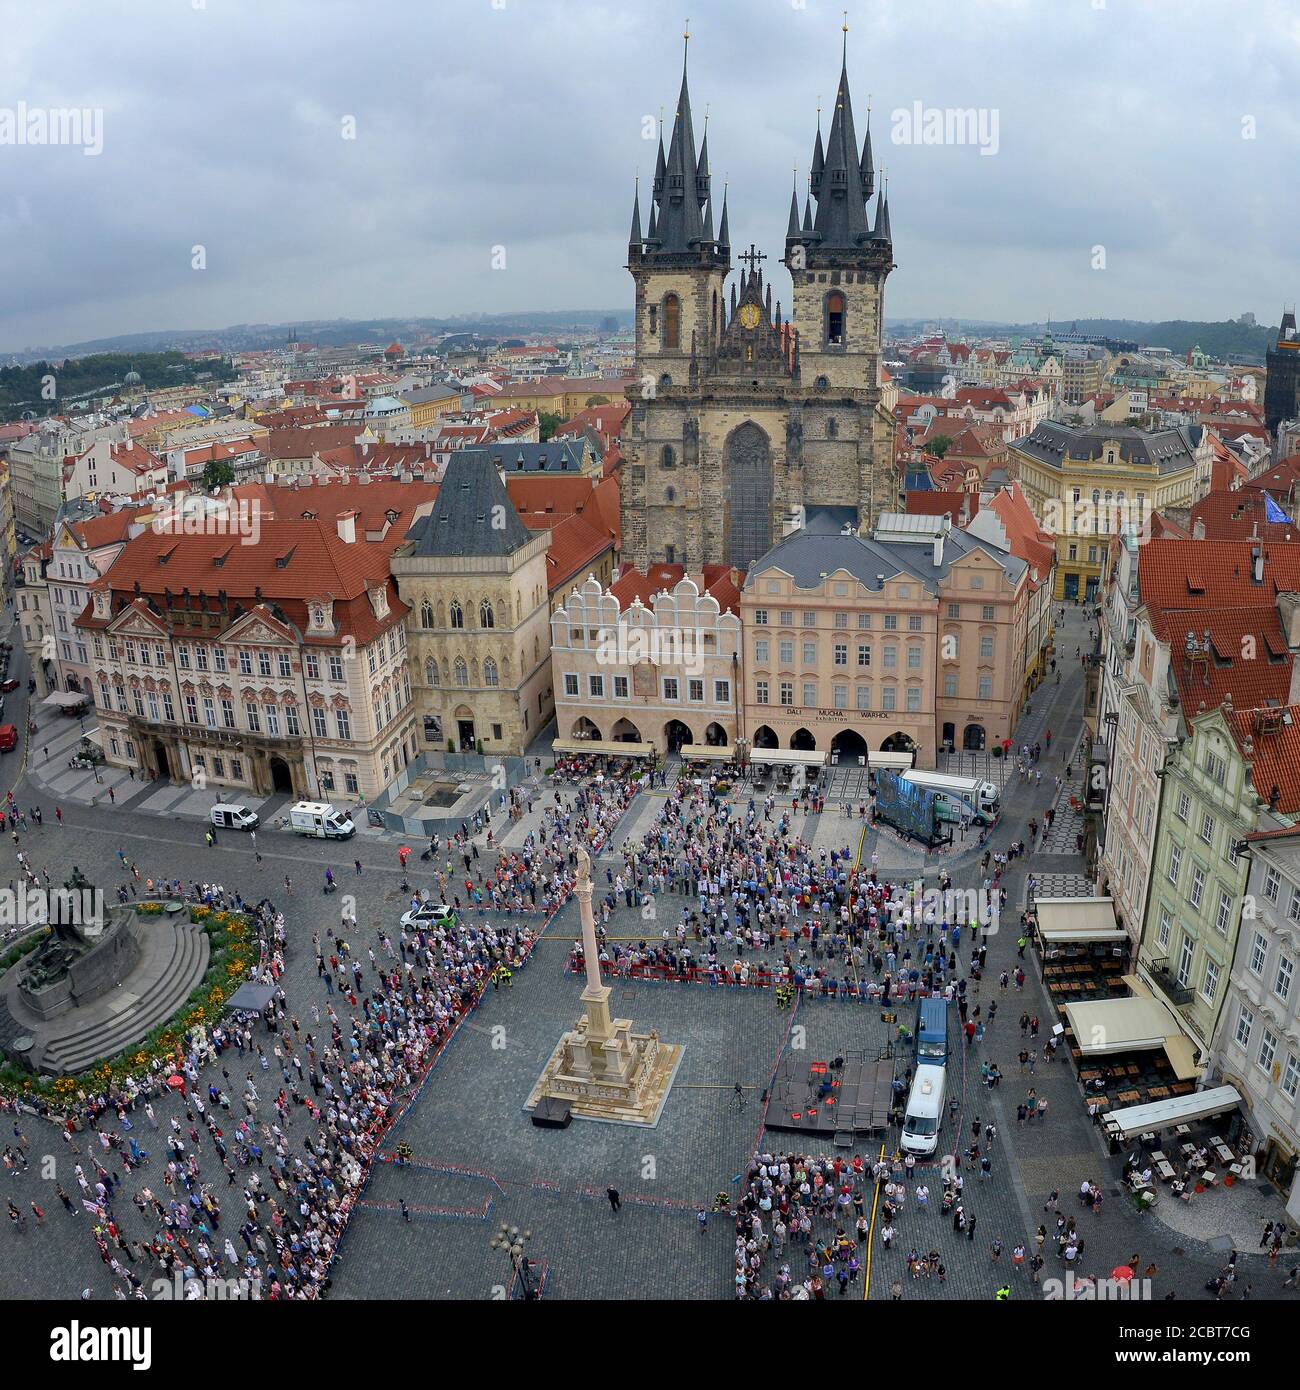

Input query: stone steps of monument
[0,993,27,1055]
[40,920,210,1075]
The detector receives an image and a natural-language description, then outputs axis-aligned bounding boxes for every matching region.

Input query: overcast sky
[2,0,1299,352]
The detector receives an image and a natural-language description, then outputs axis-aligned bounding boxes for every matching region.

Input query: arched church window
[449,599,464,629]
[480,599,495,629]
[815,375,829,390]
[665,487,676,502]
[662,445,675,469]
[826,291,846,346]
[425,658,439,686]
[663,294,680,350]
[454,658,468,687]
[483,658,499,687]
[420,600,432,628]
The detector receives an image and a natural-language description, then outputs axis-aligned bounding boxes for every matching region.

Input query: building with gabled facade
[551,567,742,756]
[77,512,418,803]
[1137,703,1300,1067]
[393,450,554,755]
[1213,823,1300,1221]
[621,34,898,571]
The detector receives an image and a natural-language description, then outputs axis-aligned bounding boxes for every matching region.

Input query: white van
[900,1064,946,1155]
[289,801,355,839]
[210,803,259,831]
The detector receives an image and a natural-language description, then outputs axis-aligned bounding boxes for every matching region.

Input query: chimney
[932,534,945,567]
[1253,545,1264,583]
[336,509,357,544]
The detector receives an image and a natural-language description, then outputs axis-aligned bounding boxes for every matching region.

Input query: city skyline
[3,0,1300,351]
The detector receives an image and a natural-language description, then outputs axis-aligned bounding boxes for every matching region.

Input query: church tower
[784,28,898,532]
[621,24,900,572]
[623,30,731,565]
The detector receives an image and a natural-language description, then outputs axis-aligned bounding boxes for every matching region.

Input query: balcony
[125,714,302,752]
[1146,957,1193,1007]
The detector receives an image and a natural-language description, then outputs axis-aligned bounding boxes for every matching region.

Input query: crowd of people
[1,855,540,1299]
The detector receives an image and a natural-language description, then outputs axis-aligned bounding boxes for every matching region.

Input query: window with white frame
[713,679,730,703]
[1199,812,1215,846]
[756,681,769,704]
[1275,954,1294,1004]
[1214,888,1232,934]
[1167,843,1181,885]
[589,674,605,698]
[1201,958,1218,1003]
[1283,1053,1300,1101]
[1249,931,1268,976]
[662,677,677,700]
[614,676,629,698]
[1259,1028,1278,1075]
[1177,934,1193,986]
[1175,791,1190,821]
[1234,1003,1253,1050]
[563,673,578,696]
[1264,866,1282,903]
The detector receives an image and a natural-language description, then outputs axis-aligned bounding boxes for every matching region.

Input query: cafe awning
[551,739,655,759]
[1105,1085,1242,1140]
[1163,1034,1203,1082]
[42,690,90,708]
[1035,896,1123,943]
[1065,996,1183,1054]
[682,746,735,761]
[749,748,829,767]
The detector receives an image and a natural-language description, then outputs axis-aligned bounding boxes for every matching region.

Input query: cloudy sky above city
[3,0,1299,351]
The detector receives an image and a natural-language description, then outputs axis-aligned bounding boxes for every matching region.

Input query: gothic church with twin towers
[621,30,898,572]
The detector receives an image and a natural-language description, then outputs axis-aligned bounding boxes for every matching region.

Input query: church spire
[649,22,708,253]
[873,174,892,244]
[860,97,875,200]
[786,177,801,241]
[811,18,872,248]
[717,185,730,250]
[629,180,643,251]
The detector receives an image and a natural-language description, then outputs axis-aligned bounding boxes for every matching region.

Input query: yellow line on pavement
[862,1141,886,1299]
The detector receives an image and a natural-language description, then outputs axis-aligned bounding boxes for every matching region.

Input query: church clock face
[738,302,760,330]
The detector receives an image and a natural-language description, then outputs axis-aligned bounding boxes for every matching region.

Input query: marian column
[575,847,613,1043]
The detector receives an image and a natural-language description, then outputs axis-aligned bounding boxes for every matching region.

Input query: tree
[928,434,955,460]
[201,459,235,490]
[538,411,563,442]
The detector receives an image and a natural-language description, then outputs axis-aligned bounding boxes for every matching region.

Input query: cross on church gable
[738,244,767,276]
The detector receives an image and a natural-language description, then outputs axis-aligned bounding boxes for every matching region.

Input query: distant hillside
[887,316,1276,363]
[0,351,231,423]
[4,311,633,366]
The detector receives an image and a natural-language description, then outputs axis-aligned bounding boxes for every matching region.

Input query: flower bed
[0,906,258,1101]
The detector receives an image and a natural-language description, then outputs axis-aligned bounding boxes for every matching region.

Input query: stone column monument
[526,848,683,1126]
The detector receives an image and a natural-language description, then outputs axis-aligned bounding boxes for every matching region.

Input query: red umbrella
[1110,1264,1135,1281]
[167,1075,184,1089]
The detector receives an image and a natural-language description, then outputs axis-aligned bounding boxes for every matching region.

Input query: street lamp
[490,1223,537,1299]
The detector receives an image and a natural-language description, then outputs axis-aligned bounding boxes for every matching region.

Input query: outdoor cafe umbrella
[166,1074,185,1089]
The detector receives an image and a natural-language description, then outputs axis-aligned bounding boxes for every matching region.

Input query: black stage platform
[764,1051,895,1138]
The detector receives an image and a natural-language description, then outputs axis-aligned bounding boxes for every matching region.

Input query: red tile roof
[610,563,741,615]
[905,490,977,522]
[1227,707,1300,815]
[1190,491,1298,542]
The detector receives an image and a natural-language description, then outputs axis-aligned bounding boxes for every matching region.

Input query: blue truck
[915,997,949,1067]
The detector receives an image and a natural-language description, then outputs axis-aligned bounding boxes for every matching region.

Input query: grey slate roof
[748,523,1026,593]
[1011,420,1198,475]
[403,449,532,559]
[482,438,592,474]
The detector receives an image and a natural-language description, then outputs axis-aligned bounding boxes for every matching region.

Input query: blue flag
[1265,494,1289,524]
